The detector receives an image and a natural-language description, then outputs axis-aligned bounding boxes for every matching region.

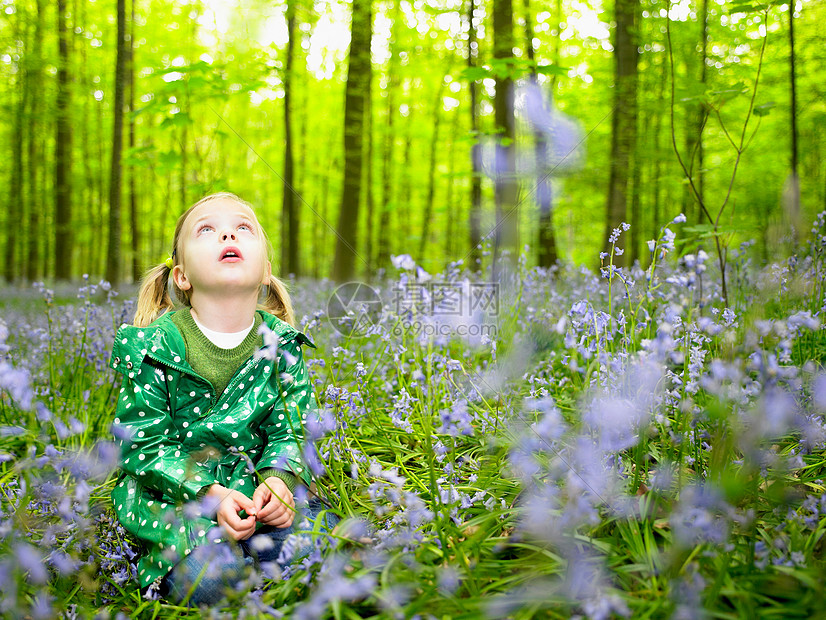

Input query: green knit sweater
[171,307,298,493]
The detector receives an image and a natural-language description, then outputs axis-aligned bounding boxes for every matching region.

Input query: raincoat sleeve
[256,335,318,488]
[112,359,219,503]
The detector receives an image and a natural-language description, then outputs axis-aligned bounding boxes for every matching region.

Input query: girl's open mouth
[219,247,243,262]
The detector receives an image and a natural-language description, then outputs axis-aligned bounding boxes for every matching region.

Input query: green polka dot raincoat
[109,310,318,589]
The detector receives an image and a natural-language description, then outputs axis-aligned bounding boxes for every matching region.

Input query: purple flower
[0,362,34,410]
[390,254,416,270]
[814,374,826,411]
[303,443,327,477]
[671,485,731,548]
[438,565,461,595]
[438,399,474,437]
[390,388,417,433]
[15,543,48,584]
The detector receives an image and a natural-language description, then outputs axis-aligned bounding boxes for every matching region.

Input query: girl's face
[171,198,271,298]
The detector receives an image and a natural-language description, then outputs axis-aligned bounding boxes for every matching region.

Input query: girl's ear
[172,264,191,291]
[261,259,272,285]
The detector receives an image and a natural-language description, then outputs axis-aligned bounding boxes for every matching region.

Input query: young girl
[109,192,335,605]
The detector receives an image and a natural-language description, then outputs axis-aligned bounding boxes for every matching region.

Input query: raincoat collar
[111,309,315,377]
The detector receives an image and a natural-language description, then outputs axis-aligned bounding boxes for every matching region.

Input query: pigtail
[261,275,295,327]
[133,263,175,327]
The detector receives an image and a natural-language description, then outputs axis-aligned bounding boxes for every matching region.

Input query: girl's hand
[252,477,295,528]
[206,484,258,541]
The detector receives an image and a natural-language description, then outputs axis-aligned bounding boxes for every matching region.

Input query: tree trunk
[788,1,800,240]
[651,48,666,246]
[106,0,127,286]
[628,137,642,265]
[444,114,459,259]
[364,67,375,276]
[282,0,298,276]
[419,79,445,259]
[377,0,401,274]
[129,0,140,282]
[602,0,638,258]
[6,11,27,283]
[399,100,414,236]
[467,0,482,272]
[332,0,371,281]
[26,0,45,282]
[683,0,707,225]
[492,0,519,280]
[93,97,106,276]
[55,0,73,280]
[523,0,558,268]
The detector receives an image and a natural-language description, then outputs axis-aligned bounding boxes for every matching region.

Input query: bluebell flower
[14,543,48,584]
[670,484,731,548]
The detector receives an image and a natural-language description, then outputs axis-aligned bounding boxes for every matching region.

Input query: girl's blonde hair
[133,192,295,328]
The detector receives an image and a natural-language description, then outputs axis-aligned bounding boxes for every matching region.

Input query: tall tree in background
[129,0,141,282]
[419,76,445,259]
[602,0,638,260]
[282,0,298,276]
[106,0,127,285]
[467,0,482,272]
[788,2,800,239]
[523,0,558,268]
[5,9,26,283]
[332,0,372,282]
[492,0,519,279]
[55,0,73,280]
[682,0,708,226]
[26,0,45,281]
[363,51,375,275]
[377,0,401,272]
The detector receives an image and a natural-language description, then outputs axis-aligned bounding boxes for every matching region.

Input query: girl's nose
[221,230,237,241]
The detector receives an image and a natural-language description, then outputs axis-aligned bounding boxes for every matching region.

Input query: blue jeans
[160,498,338,606]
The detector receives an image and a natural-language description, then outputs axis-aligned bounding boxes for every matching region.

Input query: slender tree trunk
[106,0,127,286]
[6,13,27,283]
[445,114,459,259]
[364,88,376,276]
[55,0,74,280]
[492,0,519,280]
[419,79,445,259]
[788,2,800,240]
[602,0,639,257]
[26,0,44,281]
[129,0,140,282]
[93,98,105,276]
[683,0,707,225]
[523,0,558,268]
[629,137,642,265]
[377,0,400,273]
[400,101,414,236]
[332,0,372,281]
[282,0,298,276]
[652,44,667,244]
[316,157,335,278]
[467,0,483,273]
[296,19,313,250]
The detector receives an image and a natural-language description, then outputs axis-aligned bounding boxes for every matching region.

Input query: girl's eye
[197,225,214,234]
[238,223,254,232]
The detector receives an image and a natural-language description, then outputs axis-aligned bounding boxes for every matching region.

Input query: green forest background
[1,0,823,286]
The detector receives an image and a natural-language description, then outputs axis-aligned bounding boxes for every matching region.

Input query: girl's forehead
[184,199,258,227]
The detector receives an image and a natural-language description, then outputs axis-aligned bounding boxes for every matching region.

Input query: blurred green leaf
[458,66,490,82]
[754,101,775,117]
[536,63,570,77]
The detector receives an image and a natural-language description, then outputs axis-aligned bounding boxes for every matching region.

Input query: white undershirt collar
[191,314,255,349]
